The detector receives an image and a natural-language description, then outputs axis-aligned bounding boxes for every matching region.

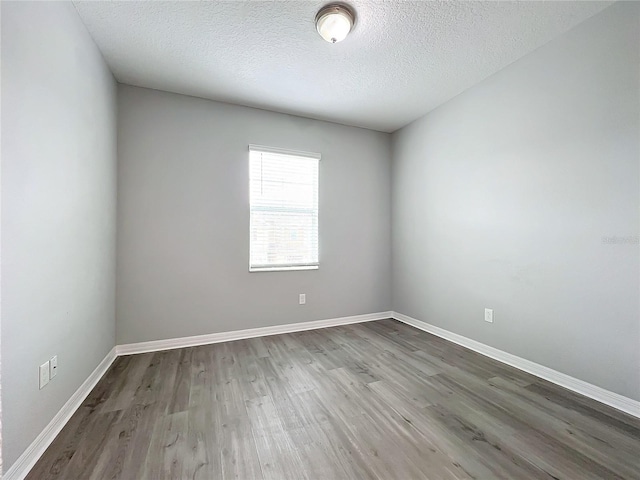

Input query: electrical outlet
[39,361,50,389]
[484,308,494,323]
[299,293,306,305]
[50,355,58,379]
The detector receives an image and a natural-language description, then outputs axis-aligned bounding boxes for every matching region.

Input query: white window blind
[249,145,320,272]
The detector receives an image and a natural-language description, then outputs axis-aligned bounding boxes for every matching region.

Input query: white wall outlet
[299,293,306,305]
[484,308,494,323]
[39,361,50,389]
[50,355,58,379]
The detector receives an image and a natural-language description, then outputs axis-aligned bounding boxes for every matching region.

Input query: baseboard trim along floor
[3,348,118,480]
[115,311,394,356]
[3,311,390,480]
[5,310,639,480]
[392,311,640,419]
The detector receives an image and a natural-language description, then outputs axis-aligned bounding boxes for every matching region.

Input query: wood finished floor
[27,319,640,480]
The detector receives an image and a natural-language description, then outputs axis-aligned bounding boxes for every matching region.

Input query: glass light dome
[315,5,355,43]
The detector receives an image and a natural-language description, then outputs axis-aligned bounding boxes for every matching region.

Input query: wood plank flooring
[27,319,640,479]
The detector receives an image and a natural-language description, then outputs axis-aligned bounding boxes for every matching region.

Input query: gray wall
[1,1,117,471]
[117,85,391,344]
[392,2,640,401]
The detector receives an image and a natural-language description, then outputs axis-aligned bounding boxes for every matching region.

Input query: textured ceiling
[73,1,612,132]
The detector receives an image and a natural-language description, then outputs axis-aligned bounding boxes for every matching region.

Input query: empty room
[1,0,639,479]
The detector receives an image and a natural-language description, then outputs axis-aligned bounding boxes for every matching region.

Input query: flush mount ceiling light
[315,4,355,44]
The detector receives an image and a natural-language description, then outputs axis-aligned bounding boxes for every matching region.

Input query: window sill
[249,265,319,273]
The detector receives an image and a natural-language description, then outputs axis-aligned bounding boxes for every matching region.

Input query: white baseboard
[117,311,393,356]
[2,347,117,480]
[7,309,637,480]
[4,312,391,479]
[392,311,640,419]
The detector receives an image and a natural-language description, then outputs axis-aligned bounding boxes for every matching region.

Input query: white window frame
[248,144,320,273]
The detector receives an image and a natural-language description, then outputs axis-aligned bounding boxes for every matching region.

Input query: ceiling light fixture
[315,4,355,44]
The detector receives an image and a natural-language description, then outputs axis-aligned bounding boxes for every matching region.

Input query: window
[249,145,320,272]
